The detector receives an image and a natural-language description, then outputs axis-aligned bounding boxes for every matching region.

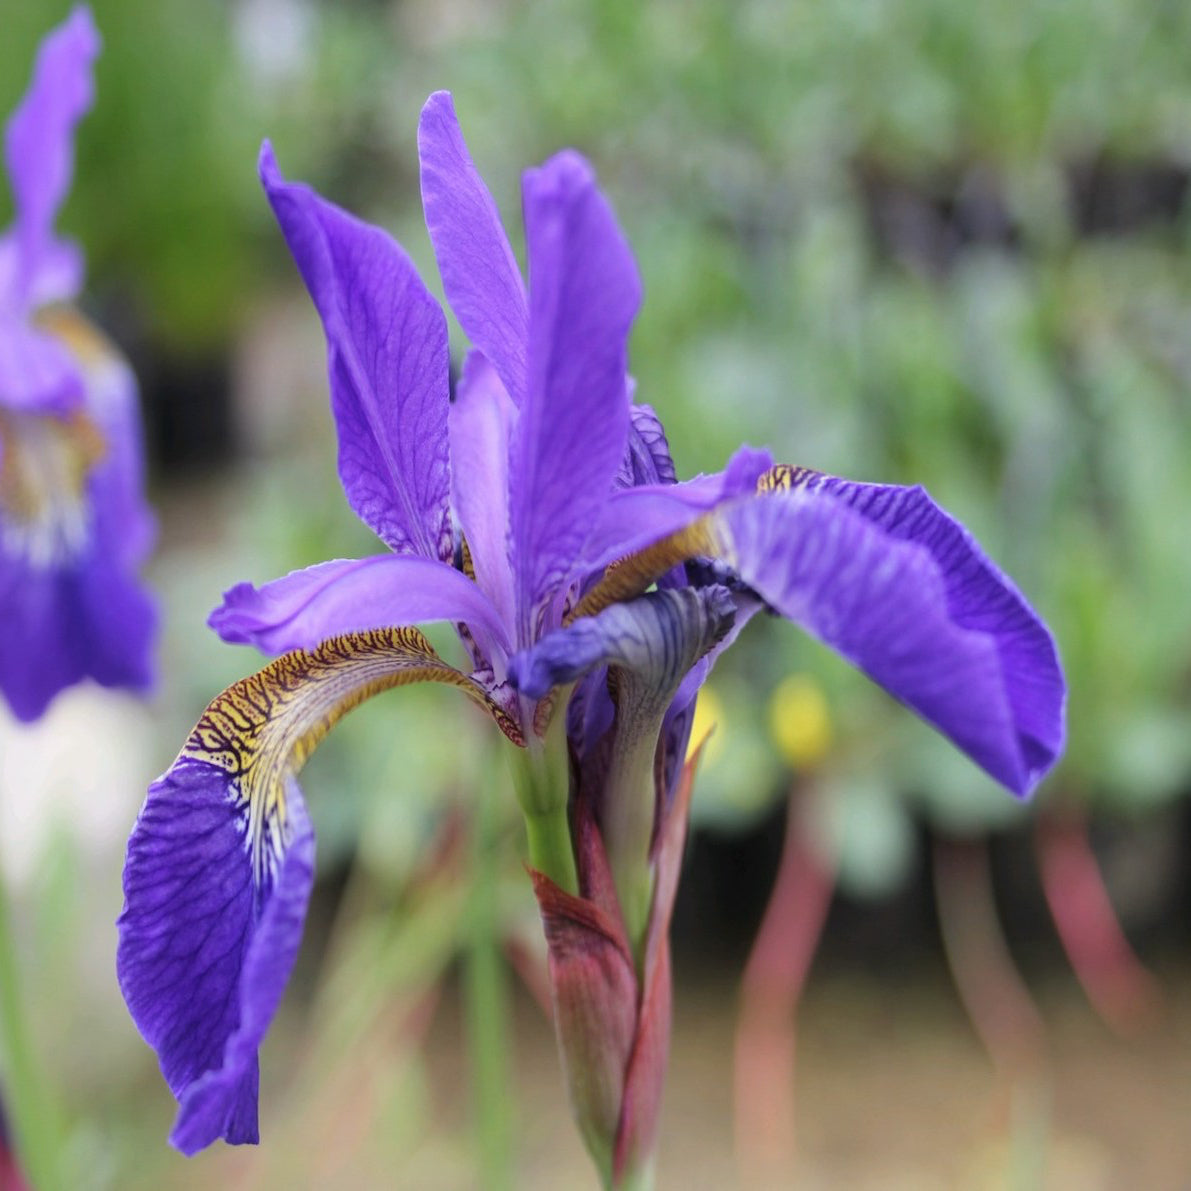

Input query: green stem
[614,1159,657,1191]
[0,875,65,1191]
[466,777,515,1191]
[509,689,578,896]
[523,804,579,895]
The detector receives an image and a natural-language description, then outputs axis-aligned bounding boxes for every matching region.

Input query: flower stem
[733,786,834,1184]
[601,737,656,965]
[932,835,1046,1075]
[0,875,64,1191]
[1035,810,1162,1034]
[614,1161,656,1191]
[466,775,515,1190]
[523,805,579,896]
[510,690,578,896]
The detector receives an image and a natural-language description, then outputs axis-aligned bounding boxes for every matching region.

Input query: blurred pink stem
[933,836,1045,1078]
[1036,812,1162,1034]
[733,789,834,1184]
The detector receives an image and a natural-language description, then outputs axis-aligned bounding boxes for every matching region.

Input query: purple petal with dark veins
[613,403,677,490]
[2,6,98,311]
[509,150,641,645]
[418,92,528,406]
[117,760,315,1154]
[714,487,1065,795]
[209,553,510,663]
[259,143,452,562]
[449,351,517,628]
[508,586,735,704]
[657,593,765,803]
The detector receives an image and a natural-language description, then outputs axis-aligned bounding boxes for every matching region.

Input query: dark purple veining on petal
[117,759,314,1153]
[260,144,453,563]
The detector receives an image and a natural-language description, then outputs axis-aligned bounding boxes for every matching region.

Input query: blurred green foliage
[7,0,1189,880]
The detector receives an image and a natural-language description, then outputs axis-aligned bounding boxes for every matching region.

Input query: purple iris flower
[117,91,1064,1161]
[0,6,156,721]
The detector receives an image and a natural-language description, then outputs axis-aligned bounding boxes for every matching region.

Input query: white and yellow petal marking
[179,626,524,883]
[0,404,104,566]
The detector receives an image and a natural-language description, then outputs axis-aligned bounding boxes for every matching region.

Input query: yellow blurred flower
[767,674,832,769]
[687,683,726,766]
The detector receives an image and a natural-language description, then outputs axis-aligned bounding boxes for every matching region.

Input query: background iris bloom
[0,6,156,722]
[117,91,1064,1177]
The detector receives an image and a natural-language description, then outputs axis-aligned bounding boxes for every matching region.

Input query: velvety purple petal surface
[418,92,528,405]
[509,151,641,645]
[260,144,451,561]
[449,351,516,628]
[716,487,1065,795]
[117,760,315,1154]
[209,553,509,662]
[0,537,155,720]
[2,6,98,311]
[793,474,1065,781]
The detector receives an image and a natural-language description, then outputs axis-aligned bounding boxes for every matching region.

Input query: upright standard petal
[118,626,527,1153]
[449,352,517,629]
[418,93,529,406]
[509,151,641,645]
[209,553,510,664]
[260,144,452,562]
[2,6,98,309]
[712,485,1065,795]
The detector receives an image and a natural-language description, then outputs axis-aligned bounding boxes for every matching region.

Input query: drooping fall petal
[714,483,1064,794]
[118,627,528,1151]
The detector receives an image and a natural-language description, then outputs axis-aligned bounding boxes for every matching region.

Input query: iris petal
[259,144,452,562]
[508,586,735,704]
[209,553,510,665]
[0,312,156,719]
[118,626,526,1150]
[418,92,529,407]
[713,486,1065,795]
[574,444,772,590]
[1,6,98,309]
[509,150,641,645]
[614,403,678,489]
[118,759,314,1153]
[449,352,517,629]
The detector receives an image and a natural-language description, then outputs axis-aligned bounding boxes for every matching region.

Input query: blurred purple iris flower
[0,7,156,721]
[117,91,1064,1169]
